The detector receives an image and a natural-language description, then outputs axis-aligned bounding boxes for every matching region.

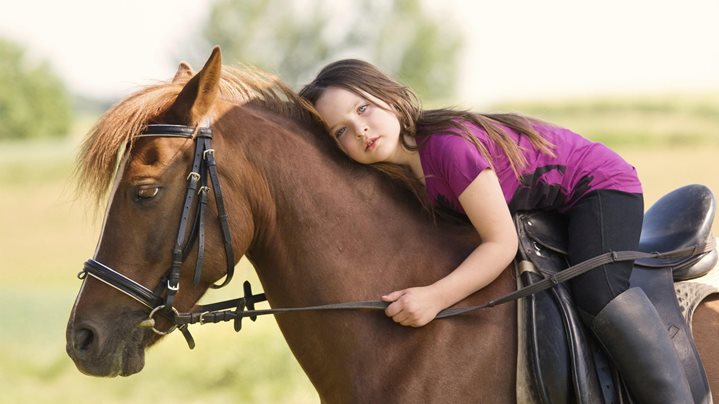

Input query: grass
[2,93,718,402]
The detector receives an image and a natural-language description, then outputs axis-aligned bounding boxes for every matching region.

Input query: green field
[2,95,718,403]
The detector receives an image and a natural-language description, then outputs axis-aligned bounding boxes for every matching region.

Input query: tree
[0,38,73,140]
[190,0,463,102]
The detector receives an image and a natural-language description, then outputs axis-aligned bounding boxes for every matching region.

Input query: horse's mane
[76,65,324,206]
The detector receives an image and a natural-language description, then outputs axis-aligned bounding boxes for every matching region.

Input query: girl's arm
[382,169,518,327]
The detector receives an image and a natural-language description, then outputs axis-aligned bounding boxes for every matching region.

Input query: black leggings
[565,190,644,317]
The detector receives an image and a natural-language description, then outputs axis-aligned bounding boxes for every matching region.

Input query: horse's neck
[216,109,515,402]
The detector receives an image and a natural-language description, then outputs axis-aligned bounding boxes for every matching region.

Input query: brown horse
[65,48,717,402]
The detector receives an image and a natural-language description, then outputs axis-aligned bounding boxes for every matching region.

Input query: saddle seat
[637,184,717,280]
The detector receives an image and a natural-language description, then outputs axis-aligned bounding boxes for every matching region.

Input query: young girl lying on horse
[299,59,694,403]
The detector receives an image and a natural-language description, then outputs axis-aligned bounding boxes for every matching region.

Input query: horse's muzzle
[66,316,147,377]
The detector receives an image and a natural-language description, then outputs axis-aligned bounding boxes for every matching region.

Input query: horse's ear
[170,46,222,125]
[172,61,194,83]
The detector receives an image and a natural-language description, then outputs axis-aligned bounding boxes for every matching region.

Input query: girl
[299,59,693,403]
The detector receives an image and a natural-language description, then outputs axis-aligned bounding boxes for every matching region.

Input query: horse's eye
[136,187,159,200]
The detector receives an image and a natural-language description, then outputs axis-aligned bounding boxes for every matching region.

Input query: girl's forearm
[431,240,516,309]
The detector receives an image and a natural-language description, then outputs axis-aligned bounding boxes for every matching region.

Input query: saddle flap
[515,213,614,404]
[516,211,569,257]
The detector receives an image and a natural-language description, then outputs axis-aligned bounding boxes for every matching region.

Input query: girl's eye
[358,104,368,114]
[335,127,346,139]
[136,186,159,201]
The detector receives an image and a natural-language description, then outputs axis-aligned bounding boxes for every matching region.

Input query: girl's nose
[355,126,368,139]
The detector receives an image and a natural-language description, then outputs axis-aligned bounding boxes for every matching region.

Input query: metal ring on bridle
[146,305,180,336]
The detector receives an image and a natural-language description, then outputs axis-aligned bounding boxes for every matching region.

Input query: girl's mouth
[365,137,379,151]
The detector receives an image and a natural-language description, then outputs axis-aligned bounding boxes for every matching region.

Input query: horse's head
[66,48,252,376]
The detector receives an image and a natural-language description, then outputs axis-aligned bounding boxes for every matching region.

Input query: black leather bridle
[76,124,715,350]
[78,123,267,348]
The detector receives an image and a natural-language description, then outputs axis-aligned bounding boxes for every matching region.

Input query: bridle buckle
[199,311,211,325]
[167,280,179,291]
[187,172,200,182]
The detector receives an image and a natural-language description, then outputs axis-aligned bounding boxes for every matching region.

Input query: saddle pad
[675,241,719,327]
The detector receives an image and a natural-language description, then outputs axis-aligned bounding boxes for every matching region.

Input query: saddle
[515,184,717,404]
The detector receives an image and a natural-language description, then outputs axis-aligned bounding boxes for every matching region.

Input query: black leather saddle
[515,184,716,404]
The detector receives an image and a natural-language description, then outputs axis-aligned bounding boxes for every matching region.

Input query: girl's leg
[566,190,693,404]
[566,190,642,316]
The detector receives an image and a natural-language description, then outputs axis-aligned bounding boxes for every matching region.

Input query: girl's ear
[169,46,222,126]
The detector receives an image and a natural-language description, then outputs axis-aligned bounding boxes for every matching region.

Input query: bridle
[78,122,265,348]
[76,123,715,350]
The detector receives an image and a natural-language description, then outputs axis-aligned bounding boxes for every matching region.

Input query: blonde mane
[76,65,322,206]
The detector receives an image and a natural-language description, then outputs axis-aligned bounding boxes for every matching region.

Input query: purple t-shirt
[418,120,642,214]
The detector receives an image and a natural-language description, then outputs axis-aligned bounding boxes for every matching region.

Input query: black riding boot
[590,287,694,404]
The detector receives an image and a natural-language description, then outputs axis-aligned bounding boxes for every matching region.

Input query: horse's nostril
[75,327,95,351]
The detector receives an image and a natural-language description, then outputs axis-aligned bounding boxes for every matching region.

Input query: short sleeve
[432,135,491,197]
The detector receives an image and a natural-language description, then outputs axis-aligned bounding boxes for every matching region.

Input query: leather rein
[77,123,715,350]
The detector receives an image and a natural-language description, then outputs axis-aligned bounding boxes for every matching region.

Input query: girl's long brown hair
[299,59,555,209]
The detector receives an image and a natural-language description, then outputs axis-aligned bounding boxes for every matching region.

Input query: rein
[174,242,714,325]
[77,123,715,350]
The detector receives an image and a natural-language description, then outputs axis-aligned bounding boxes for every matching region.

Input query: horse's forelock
[75,64,324,208]
[75,84,183,208]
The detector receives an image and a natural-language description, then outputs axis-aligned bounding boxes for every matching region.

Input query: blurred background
[1,0,717,402]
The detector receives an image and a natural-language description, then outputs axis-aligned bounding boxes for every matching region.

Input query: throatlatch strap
[193,178,209,286]
[204,139,235,289]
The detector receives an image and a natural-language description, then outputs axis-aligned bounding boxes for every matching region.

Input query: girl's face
[315,86,403,165]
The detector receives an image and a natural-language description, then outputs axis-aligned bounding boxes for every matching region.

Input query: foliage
[192,0,463,101]
[0,37,73,140]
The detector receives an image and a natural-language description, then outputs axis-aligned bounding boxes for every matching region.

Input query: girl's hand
[381,286,445,327]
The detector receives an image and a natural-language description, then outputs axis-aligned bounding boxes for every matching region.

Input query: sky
[1,0,718,106]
